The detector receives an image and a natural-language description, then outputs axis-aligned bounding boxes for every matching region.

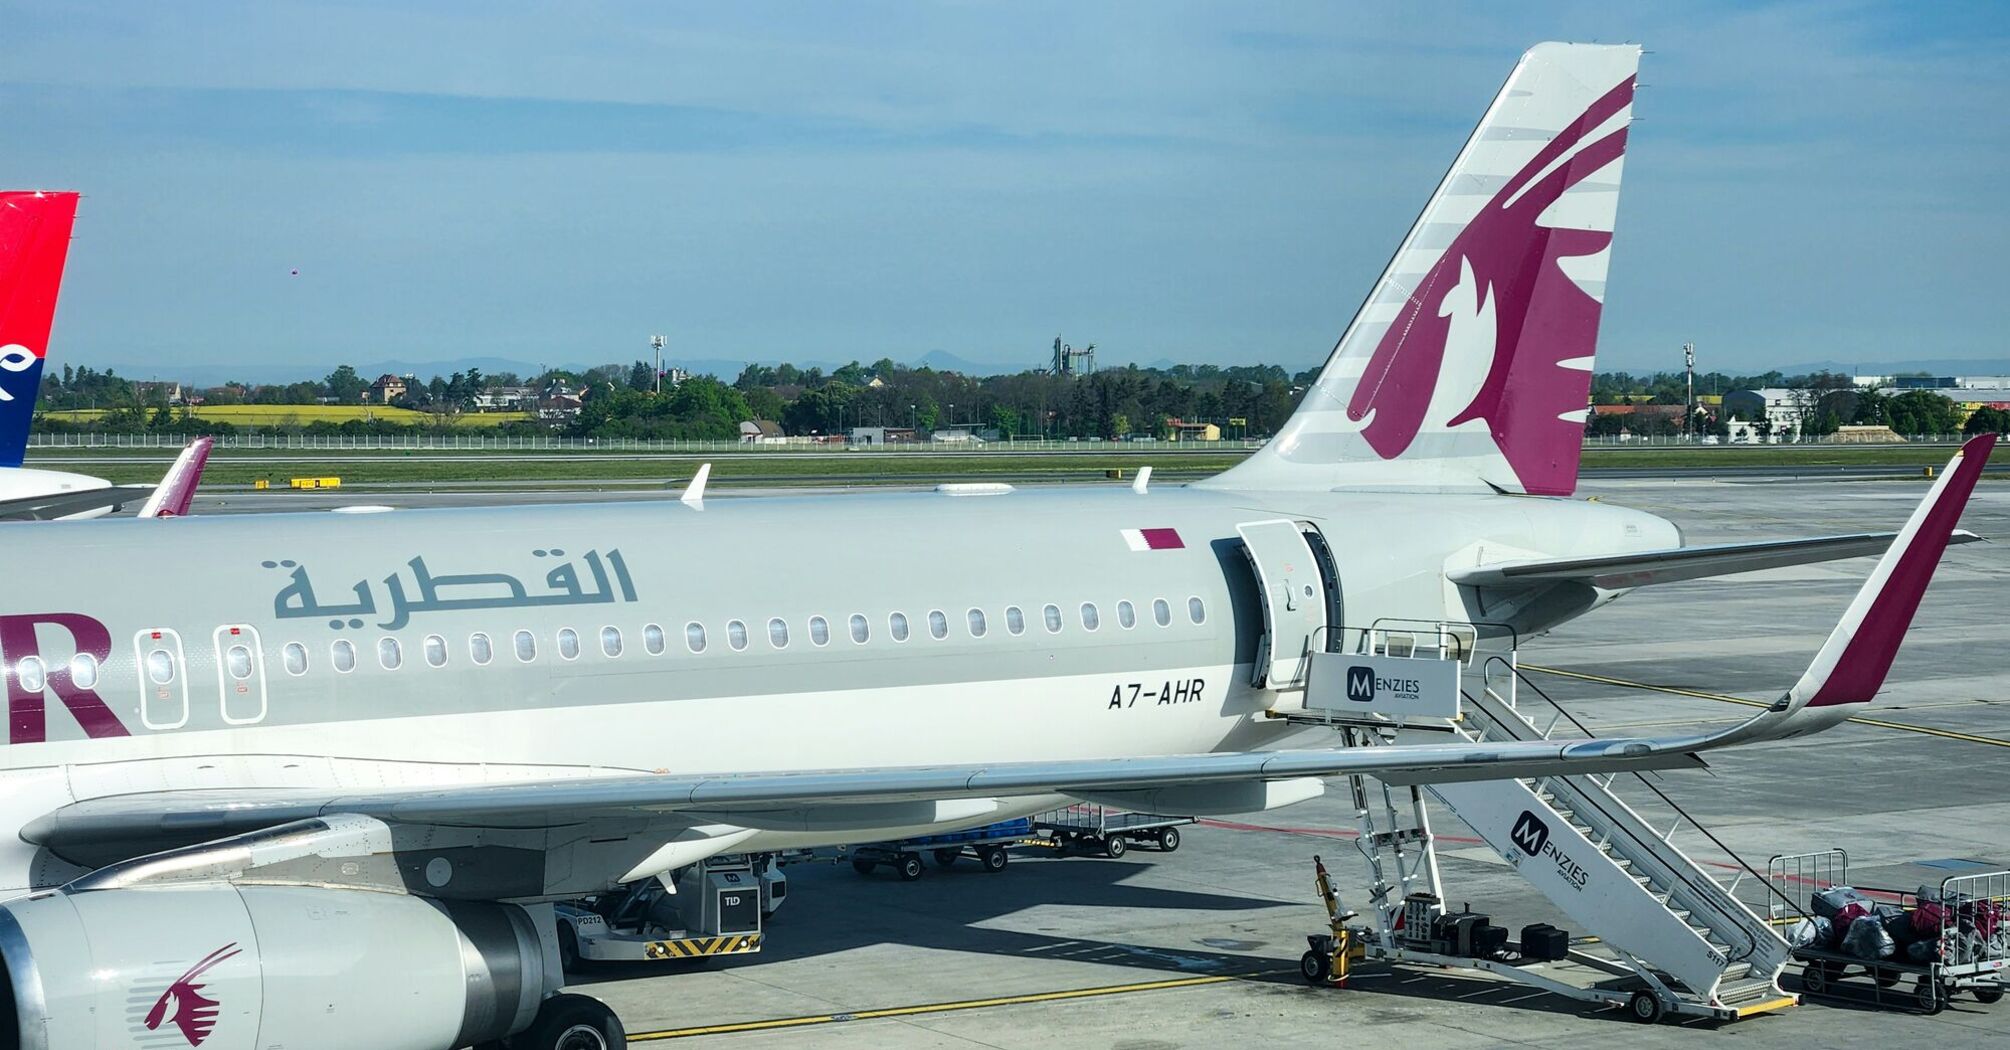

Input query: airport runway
[184,472,2010,1047]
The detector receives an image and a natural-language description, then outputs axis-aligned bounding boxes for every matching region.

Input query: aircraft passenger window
[889,612,910,642]
[727,620,749,651]
[513,630,536,662]
[424,635,448,668]
[849,614,869,644]
[644,623,666,655]
[686,622,707,653]
[601,626,622,657]
[70,652,100,688]
[379,638,403,670]
[1153,598,1171,627]
[470,633,493,665]
[1080,603,1100,631]
[927,610,948,640]
[16,657,44,694]
[809,616,830,647]
[768,618,789,649]
[1005,606,1025,635]
[281,643,307,676]
[225,645,254,679]
[1188,596,1206,624]
[147,649,176,684]
[1117,600,1136,629]
[1043,604,1062,633]
[967,609,987,637]
[332,640,357,673]
[558,628,581,660]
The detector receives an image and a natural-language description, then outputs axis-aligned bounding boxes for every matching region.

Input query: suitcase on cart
[1520,923,1569,961]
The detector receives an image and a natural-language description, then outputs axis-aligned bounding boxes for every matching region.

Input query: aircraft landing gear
[513,992,626,1050]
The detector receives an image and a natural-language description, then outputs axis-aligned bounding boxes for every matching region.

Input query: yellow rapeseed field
[43,406,533,428]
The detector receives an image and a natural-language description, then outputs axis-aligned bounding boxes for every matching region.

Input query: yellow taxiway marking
[629,973,1243,1041]
[1521,664,2010,749]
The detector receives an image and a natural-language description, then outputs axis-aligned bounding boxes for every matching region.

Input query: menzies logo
[144,943,241,1047]
[0,612,128,744]
[1508,809,1589,891]
[1510,810,1550,857]
[1346,665,1375,702]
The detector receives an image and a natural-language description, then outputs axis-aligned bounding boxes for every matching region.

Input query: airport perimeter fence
[26,433,1972,453]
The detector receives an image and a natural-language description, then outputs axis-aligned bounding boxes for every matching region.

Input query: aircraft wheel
[1627,990,1666,1024]
[896,853,925,881]
[1157,826,1182,851]
[515,992,626,1050]
[980,846,1009,873]
[932,848,961,868]
[1299,949,1330,985]
[1103,836,1127,859]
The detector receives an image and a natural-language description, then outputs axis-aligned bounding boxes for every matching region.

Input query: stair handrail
[1470,662,1815,964]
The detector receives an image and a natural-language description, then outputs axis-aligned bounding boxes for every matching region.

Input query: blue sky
[3,1,2005,379]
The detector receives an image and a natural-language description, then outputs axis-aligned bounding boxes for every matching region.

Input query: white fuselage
[0,484,1678,892]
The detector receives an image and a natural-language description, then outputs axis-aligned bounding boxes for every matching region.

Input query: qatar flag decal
[1121,527,1185,551]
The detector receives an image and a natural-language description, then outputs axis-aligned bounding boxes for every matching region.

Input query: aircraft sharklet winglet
[680,462,710,507]
[137,437,214,519]
[1778,432,1995,712]
[1131,466,1151,494]
[1697,432,1996,744]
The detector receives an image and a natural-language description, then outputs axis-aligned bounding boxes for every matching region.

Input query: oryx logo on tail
[1348,74,1635,495]
[144,942,242,1047]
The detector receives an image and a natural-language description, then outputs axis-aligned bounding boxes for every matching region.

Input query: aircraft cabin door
[1236,519,1330,690]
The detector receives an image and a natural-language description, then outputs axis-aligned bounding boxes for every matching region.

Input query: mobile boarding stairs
[1272,621,1799,1023]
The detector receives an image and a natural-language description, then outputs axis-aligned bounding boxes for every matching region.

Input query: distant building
[368,374,408,404]
[740,420,784,443]
[849,426,916,445]
[1721,389,1808,433]
[1168,419,1221,442]
[473,386,537,412]
[133,381,186,405]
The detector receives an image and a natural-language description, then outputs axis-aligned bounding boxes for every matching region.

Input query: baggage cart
[847,818,1039,880]
[1769,849,2008,1014]
[1034,803,1192,858]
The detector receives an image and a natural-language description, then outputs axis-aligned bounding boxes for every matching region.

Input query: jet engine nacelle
[0,883,548,1050]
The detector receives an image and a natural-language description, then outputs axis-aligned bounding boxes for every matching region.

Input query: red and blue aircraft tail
[0,191,80,468]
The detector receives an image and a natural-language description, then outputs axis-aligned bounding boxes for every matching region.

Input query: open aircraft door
[1236,519,1333,690]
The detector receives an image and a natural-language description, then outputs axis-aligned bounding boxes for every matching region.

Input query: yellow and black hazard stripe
[644,933,763,960]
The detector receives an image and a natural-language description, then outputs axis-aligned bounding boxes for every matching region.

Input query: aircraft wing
[1449,529,1982,590]
[0,484,154,521]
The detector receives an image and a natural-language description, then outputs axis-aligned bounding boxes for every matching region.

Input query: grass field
[42,406,532,428]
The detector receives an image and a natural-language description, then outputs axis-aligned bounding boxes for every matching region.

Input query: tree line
[32,361,2003,441]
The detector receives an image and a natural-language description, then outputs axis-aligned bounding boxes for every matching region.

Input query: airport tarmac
[204,473,2010,1047]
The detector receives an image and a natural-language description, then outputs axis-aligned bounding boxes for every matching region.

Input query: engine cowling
[0,883,548,1050]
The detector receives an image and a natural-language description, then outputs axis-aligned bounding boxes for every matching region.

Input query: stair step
[1715,978,1782,1006]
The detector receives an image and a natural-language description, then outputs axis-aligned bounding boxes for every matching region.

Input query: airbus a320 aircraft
[0,44,1993,1050]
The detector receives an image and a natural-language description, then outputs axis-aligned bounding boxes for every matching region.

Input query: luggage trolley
[1769,848,2008,1013]
[1035,803,1193,858]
